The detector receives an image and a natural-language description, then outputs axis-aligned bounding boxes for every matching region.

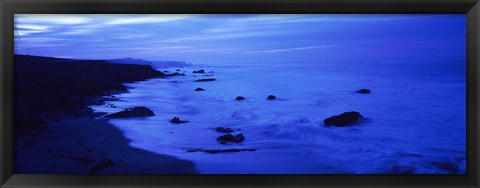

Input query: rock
[195,87,205,91]
[216,133,245,143]
[186,149,203,153]
[105,107,155,118]
[163,70,170,73]
[356,89,371,94]
[166,72,185,76]
[216,127,234,133]
[186,148,256,154]
[267,95,276,100]
[192,69,205,74]
[170,117,189,124]
[176,69,181,71]
[194,78,216,82]
[203,149,255,154]
[235,96,245,101]
[324,111,363,126]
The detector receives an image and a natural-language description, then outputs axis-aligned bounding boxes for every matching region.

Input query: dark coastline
[13,54,197,174]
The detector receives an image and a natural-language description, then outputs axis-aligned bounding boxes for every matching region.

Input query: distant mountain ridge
[108,57,191,68]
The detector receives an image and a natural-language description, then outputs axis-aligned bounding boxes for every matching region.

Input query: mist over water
[91,57,466,174]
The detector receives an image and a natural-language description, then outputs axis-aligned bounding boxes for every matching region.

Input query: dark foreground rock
[217,133,245,144]
[235,96,245,101]
[194,78,216,82]
[216,127,234,133]
[170,117,189,124]
[195,87,205,91]
[187,148,256,154]
[356,89,371,94]
[105,107,155,118]
[14,54,164,130]
[324,111,363,126]
[267,95,276,100]
[193,69,205,74]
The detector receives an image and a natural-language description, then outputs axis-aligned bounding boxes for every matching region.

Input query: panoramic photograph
[14,14,466,174]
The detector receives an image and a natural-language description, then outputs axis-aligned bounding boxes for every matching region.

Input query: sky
[14,14,466,64]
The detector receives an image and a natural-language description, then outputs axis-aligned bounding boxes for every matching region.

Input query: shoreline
[14,54,197,174]
[15,117,197,174]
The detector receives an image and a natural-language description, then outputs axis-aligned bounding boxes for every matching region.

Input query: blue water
[91,57,466,174]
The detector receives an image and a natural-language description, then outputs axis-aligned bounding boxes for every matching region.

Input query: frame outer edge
[467,1,480,187]
[1,1,14,187]
[476,2,480,187]
[0,0,5,186]
[1,1,480,188]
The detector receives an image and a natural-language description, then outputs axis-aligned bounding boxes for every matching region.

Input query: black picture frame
[1,0,479,187]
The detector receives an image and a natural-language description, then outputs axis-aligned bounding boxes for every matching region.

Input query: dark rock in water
[356,89,371,94]
[194,78,216,82]
[195,87,205,91]
[166,72,185,76]
[163,70,170,73]
[208,71,215,73]
[170,117,189,124]
[176,69,181,71]
[187,148,256,154]
[216,133,245,143]
[105,107,155,118]
[204,149,255,154]
[235,96,245,101]
[216,127,234,133]
[193,69,205,74]
[324,111,363,126]
[267,95,276,100]
[186,149,203,153]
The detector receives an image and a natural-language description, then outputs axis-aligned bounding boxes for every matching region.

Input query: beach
[14,55,196,174]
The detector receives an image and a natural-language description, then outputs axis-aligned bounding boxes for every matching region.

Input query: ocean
[91,57,466,174]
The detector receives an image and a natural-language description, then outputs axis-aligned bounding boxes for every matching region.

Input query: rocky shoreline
[14,54,196,174]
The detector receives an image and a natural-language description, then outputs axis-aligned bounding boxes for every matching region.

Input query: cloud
[16,14,90,25]
[15,24,49,31]
[164,31,276,43]
[245,45,337,54]
[15,24,50,36]
[104,15,193,25]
